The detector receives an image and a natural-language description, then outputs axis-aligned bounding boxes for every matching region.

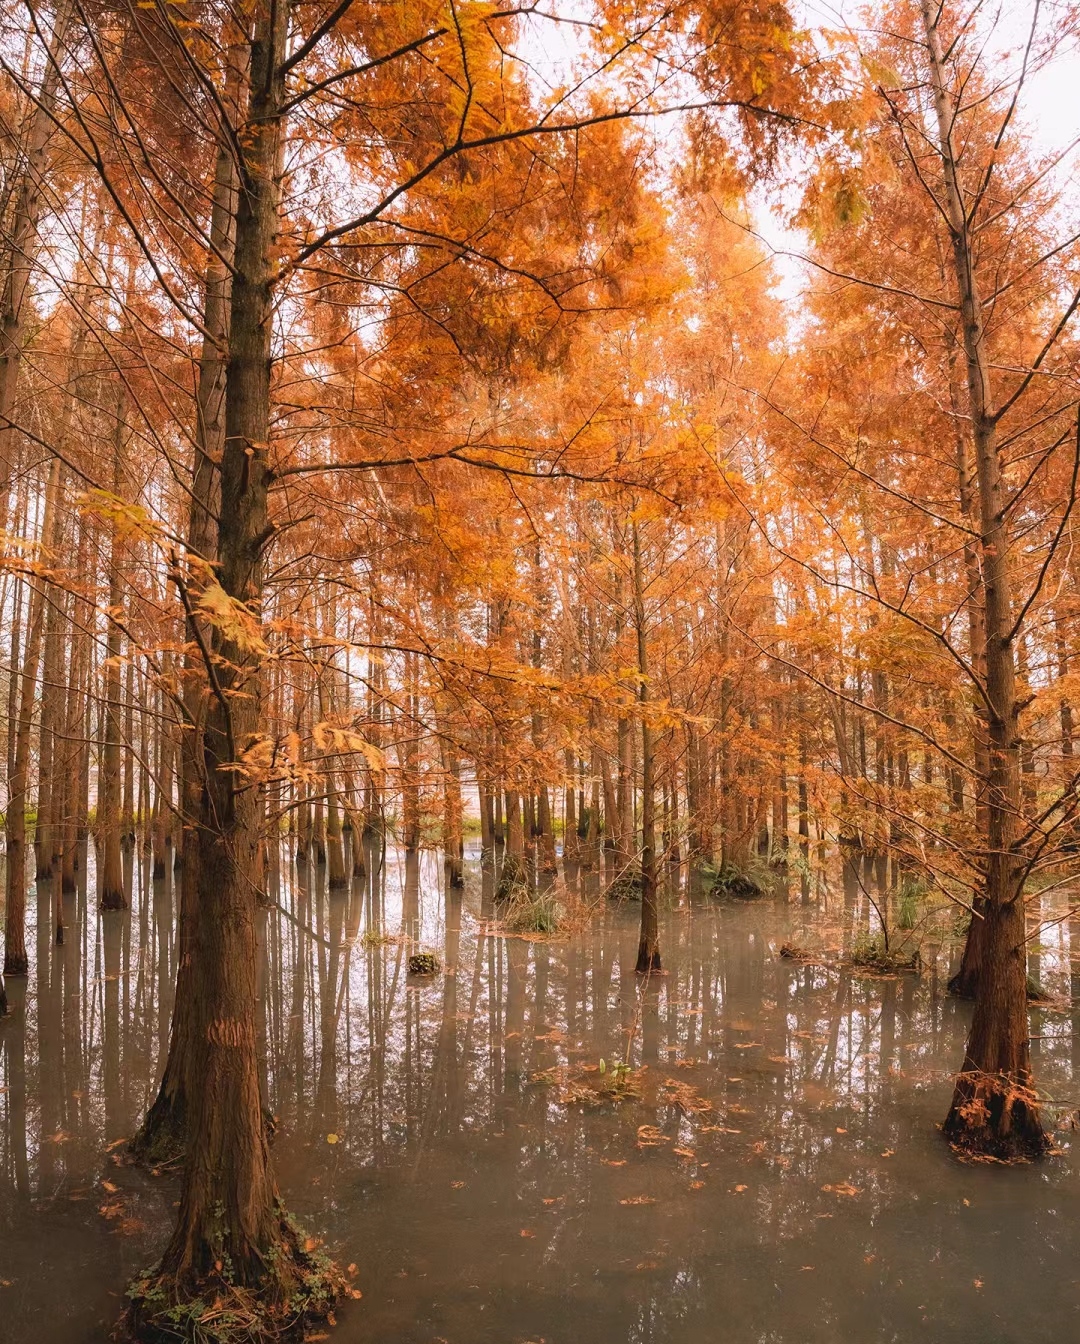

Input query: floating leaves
[820,1182,861,1197]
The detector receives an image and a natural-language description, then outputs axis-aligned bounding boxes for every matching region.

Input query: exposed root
[118,1210,349,1343]
[942,1069,1051,1162]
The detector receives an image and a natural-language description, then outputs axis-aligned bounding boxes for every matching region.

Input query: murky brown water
[2,845,1079,1343]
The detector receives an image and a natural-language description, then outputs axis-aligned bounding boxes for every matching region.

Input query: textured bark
[134,3,341,1322]
[921,0,1046,1157]
[0,0,73,524]
[132,48,241,1165]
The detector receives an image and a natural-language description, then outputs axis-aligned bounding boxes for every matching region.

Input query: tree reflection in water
[2,843,1080,1342]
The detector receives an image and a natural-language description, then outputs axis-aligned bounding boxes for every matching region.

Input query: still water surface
[1,845,1079,1343]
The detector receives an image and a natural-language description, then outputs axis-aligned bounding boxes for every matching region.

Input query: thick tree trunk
[129,5,342,1330]
[131,49,240,1165]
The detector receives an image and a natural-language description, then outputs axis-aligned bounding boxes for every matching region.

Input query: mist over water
[2,843,1079,1343]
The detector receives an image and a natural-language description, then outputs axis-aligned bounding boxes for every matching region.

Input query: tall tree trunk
[97,392,128,910]
[129,0,342,1327]
[131,46,241,1165]
[4,458,60,977]
[920,0,1047,1158]
[0,0,73,525]
[632,521,660,974]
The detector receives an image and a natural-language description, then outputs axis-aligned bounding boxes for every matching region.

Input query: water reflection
[2,845,1080,1342]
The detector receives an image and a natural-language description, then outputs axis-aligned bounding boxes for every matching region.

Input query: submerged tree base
[942,1069,1051,1162]
[129,1092,187,1169]
[635,943,662,975]
[948,970,1049,1003]
[119,1209,348,1344]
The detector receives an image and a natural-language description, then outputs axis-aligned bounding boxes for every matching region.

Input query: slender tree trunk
[0,0,74,526]
[920,0,1047,1157]
[632,522,660,974]
[4,458,60,976]
[98,394,127,911]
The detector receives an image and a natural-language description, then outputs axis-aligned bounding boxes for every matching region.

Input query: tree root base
[129,1102,187,1170]
[948,972,1048,1002]
[118,1213,349,1343]
[635,947,663,976]
[942,1070,1051,1162]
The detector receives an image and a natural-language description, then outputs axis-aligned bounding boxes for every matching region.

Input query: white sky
[757,0,1080,303]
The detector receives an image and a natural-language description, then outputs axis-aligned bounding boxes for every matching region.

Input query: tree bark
[921,0,1047,1157]
[4,457,60,976]
[632,521,660,974]
[129,2,342,1326]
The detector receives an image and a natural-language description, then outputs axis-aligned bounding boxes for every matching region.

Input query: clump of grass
[707,857,770,900]
[896,875,929,930]
[360,928,394,949]
[495,852,530,903]
[505,890,560,935]
[847,933,919,975]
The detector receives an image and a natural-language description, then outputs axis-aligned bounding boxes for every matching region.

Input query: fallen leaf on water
[690,1180,705,1190]
[326,1133,339,1145]
[636,1125,670,1147]
[601,1158,627,1167]
[542,1197,562,1205]
[973,1279,983,1289]
[732,1185,748,1194]
[835,1127,847,1134]
[347,1264,358,1276]
[101,1179,119,1194]
[619,1195,656,1206]
[880,1149,895,1158]
[636,1260,659,1270]
[520,1228,535,1238]
[673,1147,696,1159]
[733,1043,762,1050]
[801,1266,815,1272]
[821,1183,861,1197]
[450,1181,466,1189]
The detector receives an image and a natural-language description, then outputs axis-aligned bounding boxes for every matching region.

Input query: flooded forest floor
[2,843,1079,1343]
